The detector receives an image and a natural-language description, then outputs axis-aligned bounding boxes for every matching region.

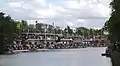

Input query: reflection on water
[0,47,112,66]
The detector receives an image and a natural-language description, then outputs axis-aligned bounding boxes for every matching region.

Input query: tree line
[103,0,120,44]
[21,21,104,37]
[0,12,20,54]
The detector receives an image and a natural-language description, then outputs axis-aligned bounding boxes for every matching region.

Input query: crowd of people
[6,30,108,51]
[5,30,109,52]
[5,41,109,52]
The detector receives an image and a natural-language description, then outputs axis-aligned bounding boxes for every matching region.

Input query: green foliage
[75,27,89,36]
[21,20,28,29]
[28,24,35,29]
[0,12,22,53]
[67,26,73,35]
[104,0,120,42]
[47,25,53,33]
[0,12,21,44]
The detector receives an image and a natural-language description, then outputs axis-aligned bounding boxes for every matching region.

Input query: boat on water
[101,47,111,57]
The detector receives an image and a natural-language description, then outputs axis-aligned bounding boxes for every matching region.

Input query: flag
[52,22,54,26]
[16,23,21,29]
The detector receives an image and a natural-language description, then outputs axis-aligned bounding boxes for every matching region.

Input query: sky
[0,0,111,29]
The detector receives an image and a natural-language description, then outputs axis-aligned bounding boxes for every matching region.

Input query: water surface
[0,47,112,66]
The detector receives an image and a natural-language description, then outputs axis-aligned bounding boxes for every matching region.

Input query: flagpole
[67,26,68,37]
[92,29,94,38]
[82,30,84,38]
[61,29,62,36]
[45,24,47,43]
[53,23,56,42]
[67,26,69,37]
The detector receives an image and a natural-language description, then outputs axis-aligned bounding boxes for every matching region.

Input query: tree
[67,26,73,35]
[63,28,67,37]
[0,12,20,54]
[75,28,82,35]
[21,20,28,29]
[104,0,120,43]
[47,25,54,33]
[28,24,35,29]
[75,27,89,36]
[89,29,94,36]
[35,23,44,32]
[54,26,61,34]
[89,28,103,36]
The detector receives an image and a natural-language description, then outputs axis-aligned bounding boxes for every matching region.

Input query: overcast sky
[0,0,111,29]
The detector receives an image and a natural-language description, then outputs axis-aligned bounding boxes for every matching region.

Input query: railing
[27,39,72,41]
[21,33,62,36]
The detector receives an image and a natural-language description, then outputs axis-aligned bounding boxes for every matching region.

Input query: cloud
[0,0,111,29]
[9,2,22,8]
[36,9,56,17]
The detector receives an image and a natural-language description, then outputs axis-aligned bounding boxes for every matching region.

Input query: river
[0,47,112,66]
